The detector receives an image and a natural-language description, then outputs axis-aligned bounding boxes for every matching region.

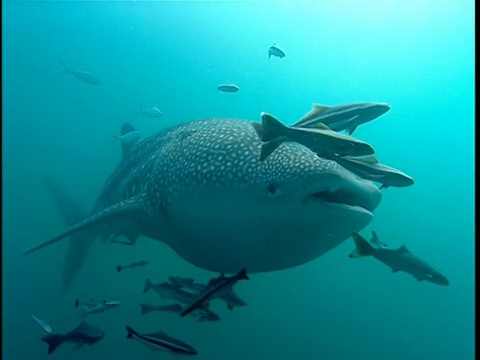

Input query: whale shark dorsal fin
[121,122,136,136]
[119,122,140,160]
[397,245,410,253]
[23,194,146,255]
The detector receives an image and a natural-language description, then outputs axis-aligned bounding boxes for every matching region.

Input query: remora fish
[75,299,121,316]
[41,321,105,354]
[168,276,247,310]
[268,43,286,59]
[217,83,240,93]
[253,112,375,161]
[293,102,391,135]
[140,303,220,322]
[116,260,149,272]
[126,325,198,355]
[328,154,414,190]
[32,315,52,333]
[58,58,101,85]
[349,232,450,286]
[181,268,249,317]
[24,118,382,280]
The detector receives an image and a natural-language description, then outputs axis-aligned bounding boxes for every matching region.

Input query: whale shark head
[152,118,382,273]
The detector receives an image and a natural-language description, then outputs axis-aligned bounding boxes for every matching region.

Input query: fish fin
[74,300,79,308]
[44,176,92,293]
[251,122,264,139]
[111,134,118,145]
[349,232,375,257]
[370,230,380,245]
[42,334,65,354]
[292,104,330,127]
[346,125,358,135]
[379,184,389,190]
[116,265,122,272]
[397,245,410,253]
[260,112,288,142]
[143,278,153,294]
[121,122,136,135]
[140,304,156,315]
[259,138,285,161]
[126,325,136,339]
[23,194,146,255]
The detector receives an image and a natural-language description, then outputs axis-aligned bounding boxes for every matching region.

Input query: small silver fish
[112,131,141,146]
[58,58,101,85]
[137,105,163,118]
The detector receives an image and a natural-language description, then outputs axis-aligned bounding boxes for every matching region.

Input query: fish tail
[349,232,375,258]
[126,326,136,339]
[260,113,288,142]
[140,304,155,315]
[111,134,118,145]
[74,299,79,308]
[116,265,122,272]
[143,278,152,294]
[42,334,65,354]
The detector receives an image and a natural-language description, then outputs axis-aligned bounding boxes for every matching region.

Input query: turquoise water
[2,1,474,359]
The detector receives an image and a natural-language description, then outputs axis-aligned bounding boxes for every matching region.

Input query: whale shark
[25,118,382,280]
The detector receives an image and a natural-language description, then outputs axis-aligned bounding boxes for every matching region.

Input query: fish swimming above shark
[349,232,449,286]
[293,102,391,135]
[253,112,376,161]
[24,117,382,285]
[140,303,220,322]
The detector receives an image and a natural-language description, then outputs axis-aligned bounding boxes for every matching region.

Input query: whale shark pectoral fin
[24,195,146,255]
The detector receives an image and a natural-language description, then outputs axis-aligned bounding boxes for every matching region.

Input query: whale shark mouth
[307,188,377,213]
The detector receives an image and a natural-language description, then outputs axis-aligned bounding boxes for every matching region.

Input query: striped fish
[126,325,198,355]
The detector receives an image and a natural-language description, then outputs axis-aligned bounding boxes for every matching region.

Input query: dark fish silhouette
[41,321,105,354]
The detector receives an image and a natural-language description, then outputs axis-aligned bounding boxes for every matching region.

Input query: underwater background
[2,1,474,359]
